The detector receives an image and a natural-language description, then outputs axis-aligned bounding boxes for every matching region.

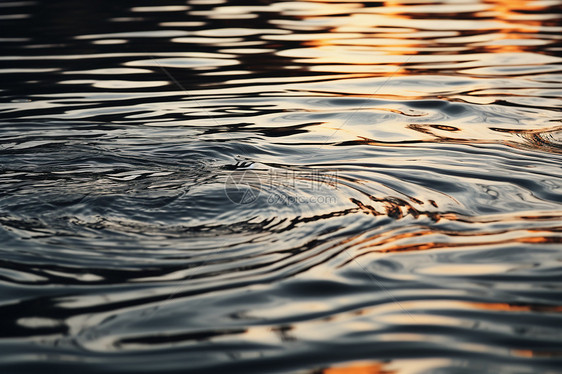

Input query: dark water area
[1,0,562,373]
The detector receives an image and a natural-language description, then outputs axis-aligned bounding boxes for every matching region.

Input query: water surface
[1,0,562,373]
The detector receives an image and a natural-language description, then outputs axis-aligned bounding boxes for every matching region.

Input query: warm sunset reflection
[512,349,562,358]
[358,233,559,254]
[482,0,547,27]
[324,362,396,374]
[477,0,552,53]
[279,0,558,78]
[470,302,562,313]
[337,210,560,258]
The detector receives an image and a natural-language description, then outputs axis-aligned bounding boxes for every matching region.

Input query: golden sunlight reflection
[276,0,559,77]
[470,302,562,312]
[512,349,562,358]
[475,0,554,53]
[323,359,456,374]
[323,361,396,374]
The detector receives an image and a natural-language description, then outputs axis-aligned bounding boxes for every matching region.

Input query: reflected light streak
[323,361,396,374]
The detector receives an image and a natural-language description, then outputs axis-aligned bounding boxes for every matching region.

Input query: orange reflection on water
[296,0,415,76]
[348,225,559,256]
[470,302,562,313]
[324,362,396,374]
[367,234,560,254]
[482,0,547,28]
[477,0,552,53]
[512,349,562,358]
[296,0,557,76]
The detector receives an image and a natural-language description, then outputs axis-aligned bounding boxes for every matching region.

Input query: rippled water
[1,0,562,372]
